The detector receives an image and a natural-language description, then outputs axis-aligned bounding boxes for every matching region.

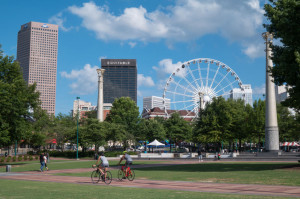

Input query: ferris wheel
[162,58,243,118]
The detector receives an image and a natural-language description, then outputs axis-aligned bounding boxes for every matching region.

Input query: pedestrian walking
[44,154,48,171]
[198,150,203,162]
[40,153,45,172]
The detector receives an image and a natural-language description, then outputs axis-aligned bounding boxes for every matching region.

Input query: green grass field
[0,179,292,199]
[0,159,165,172]
[56,162,300,186]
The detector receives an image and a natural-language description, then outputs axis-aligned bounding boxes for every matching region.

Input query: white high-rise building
[143,96,170,110]
[275,85,289,103]
[72,99,96,118]
[230,84,253,105]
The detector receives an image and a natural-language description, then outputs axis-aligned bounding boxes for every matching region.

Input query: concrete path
[0,170,299,198]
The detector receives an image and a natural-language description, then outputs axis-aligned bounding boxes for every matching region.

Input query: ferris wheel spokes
[170,99,195,104]
[186,64,200,90]
[197,62,204,88]
[163,58,243,119]
[211,70,230,93]
[215,79,238,94]
[209,65,221,89]
[166,90,194,98]
[170,79,194,94]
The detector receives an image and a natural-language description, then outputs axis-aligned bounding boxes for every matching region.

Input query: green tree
[106,97,140,143]
[249,99,265,149]
[52,113,76,151]
[82,118,107,153]
[164,112,192,149]
[193,97,232,145]
[139,119,166,142]
[277,104,299,142]
[0,46,40,152]
[264,0,300,111]
[105,122,127,148]
[228,99,252,151]
[84,110,97,119]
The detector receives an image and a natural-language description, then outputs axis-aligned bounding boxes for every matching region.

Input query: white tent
[148,139,165,146]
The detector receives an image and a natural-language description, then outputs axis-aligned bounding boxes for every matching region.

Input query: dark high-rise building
[17,22,58,115]
[101,59,137,104]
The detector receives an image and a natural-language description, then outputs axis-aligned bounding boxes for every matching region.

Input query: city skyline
[1,0,268,115]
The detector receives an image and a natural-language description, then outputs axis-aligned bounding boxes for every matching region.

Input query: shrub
[12,156,16,162]
[29,156,33,161]
[35,156,38,160]
[23,155,28,161]
[6,156,11,162]
[45,150,138,158]
[0,157,4,163]
[18,156,23,161]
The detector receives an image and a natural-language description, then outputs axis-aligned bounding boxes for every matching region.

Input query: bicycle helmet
[123,151,127,154]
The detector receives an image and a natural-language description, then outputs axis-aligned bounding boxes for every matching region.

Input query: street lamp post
[76,96,80,160]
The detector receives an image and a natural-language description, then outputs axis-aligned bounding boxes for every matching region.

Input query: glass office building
[101,59,137,104]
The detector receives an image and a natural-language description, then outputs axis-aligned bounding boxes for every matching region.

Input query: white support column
[97,69,105,122]
[262,32,279,152]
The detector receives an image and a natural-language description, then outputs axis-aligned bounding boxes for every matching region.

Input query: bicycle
[91,165,112,185]
[117,165,135,181]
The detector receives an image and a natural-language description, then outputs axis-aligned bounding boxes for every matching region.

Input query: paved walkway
[0,170,299,198]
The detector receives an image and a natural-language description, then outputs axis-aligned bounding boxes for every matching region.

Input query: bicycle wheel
[117,169,124,181]
[127,169,135,181]
[104,171,112,185]
[91,170,100,183]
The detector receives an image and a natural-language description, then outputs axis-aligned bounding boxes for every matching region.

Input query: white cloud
[153,59,185,78]
[137,74,155,87]
[243,43,265,59]
[61,64,99,95]
[49,12,72,32]
[128,42,137,48]
[252,83,265,95]
[68,0,264,43]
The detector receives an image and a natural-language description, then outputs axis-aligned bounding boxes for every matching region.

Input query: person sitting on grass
[118,151,133,178]
[93,152,109,180]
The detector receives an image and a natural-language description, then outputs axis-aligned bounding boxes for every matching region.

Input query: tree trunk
[239,138,242,152]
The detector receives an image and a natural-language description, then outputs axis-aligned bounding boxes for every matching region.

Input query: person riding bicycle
[118,151,132,177]
[93,152,109,179]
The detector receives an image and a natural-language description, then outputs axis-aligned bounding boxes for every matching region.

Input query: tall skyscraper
[101,59,137,104]
[143,96,170,110]
[230,84,253,106]
[17,22,58,115]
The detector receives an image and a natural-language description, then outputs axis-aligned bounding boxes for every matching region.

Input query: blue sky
[1,0,268,115]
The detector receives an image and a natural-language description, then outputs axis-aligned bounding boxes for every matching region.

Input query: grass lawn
[0,159,165,172]
[0,179,291,199]
[57,162,300,186]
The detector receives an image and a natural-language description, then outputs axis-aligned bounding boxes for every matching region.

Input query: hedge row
[0,155,38,163]
[41,151,137,158]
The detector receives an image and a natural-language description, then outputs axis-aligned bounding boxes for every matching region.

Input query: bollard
[6,165,11,172]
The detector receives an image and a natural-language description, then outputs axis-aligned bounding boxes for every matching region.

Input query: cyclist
[118,151,133,177]
[93,152,109,179]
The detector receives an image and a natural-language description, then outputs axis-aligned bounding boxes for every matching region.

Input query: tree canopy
[0,46,40,147]
[264,0,300,111]
[106,97,140,138]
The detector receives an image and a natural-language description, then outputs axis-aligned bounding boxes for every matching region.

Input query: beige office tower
[17,22,58,115]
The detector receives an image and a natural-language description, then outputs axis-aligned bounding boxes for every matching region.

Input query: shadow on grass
[134,163,299,173]
[0,162,28,166]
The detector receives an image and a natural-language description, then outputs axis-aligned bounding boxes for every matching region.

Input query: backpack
[40,154,44,162]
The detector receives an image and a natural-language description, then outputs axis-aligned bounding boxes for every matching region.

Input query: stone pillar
[97,69,105,122]
[262,32,279,152]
